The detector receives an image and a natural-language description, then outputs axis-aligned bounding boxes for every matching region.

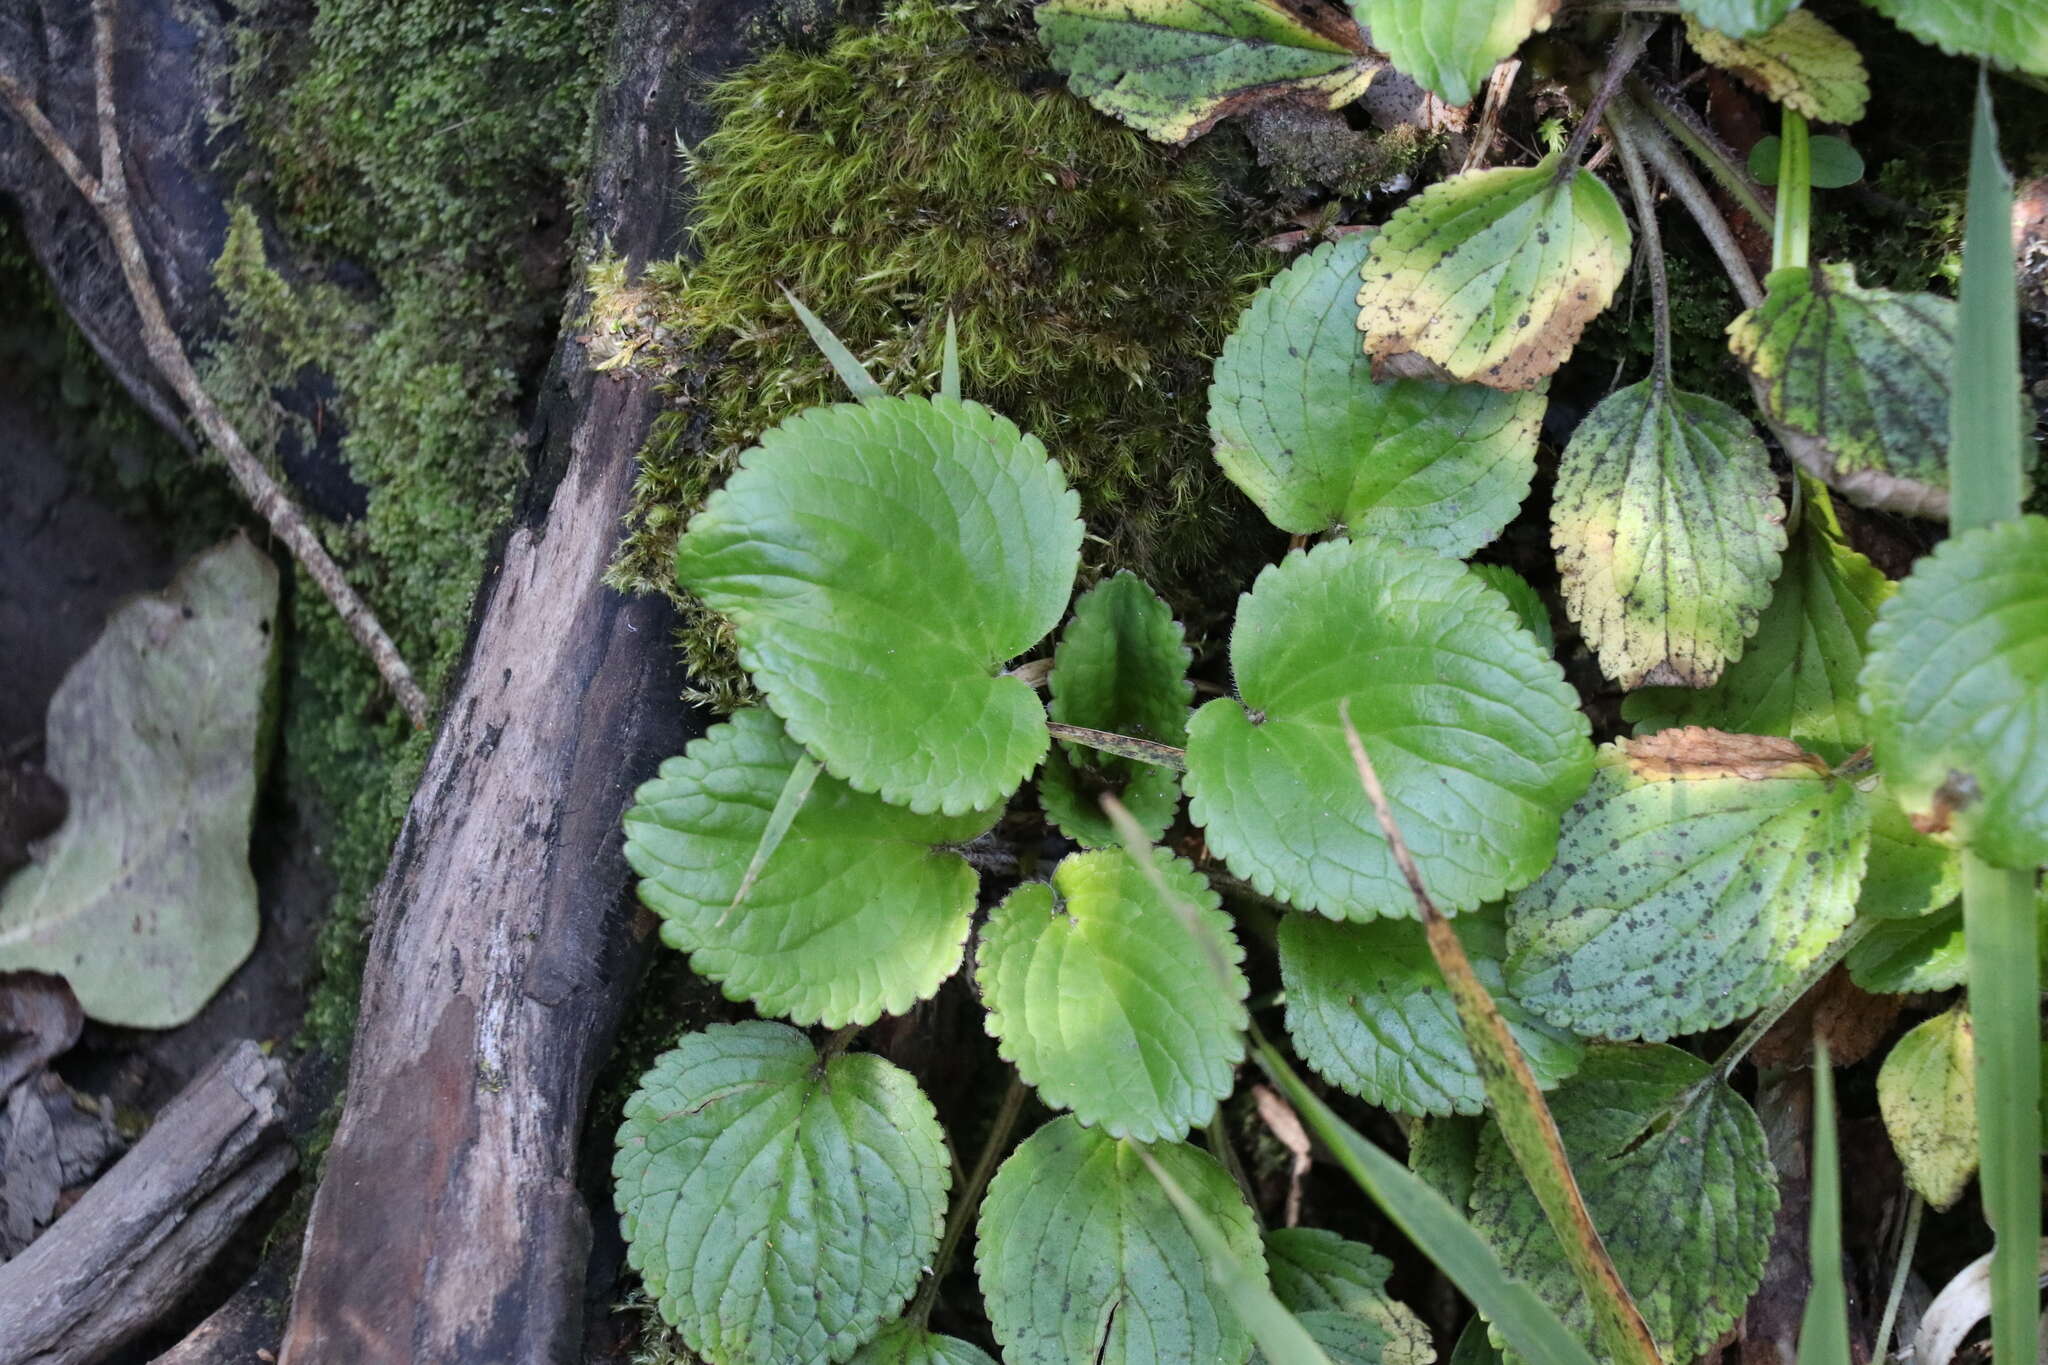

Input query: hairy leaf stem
[1612,97,1764,307]
[1703,919,1871,1091]
[1608,114,1672,385]
[1561,18,1654,178]
[1628,78,1774,227]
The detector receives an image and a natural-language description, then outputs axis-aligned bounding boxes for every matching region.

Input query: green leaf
[1448,1318,1505,1365]
[978,848,1247,1141]
[1860,516,2048,869]
[1359,154,1631,391]
[0,538,277,1028]
[1408,1116,1483,1212]
[1748,133,1865,188]
[615,1022,949,1365]
[1185,539,1592,919]
[1681,0,1799,39]
[623,710,993,1028]
[1685,10,1869,124]
[1729,263,1954,518]
[1280,908,1583,1117]
[847,1323,999,1365]
[1552,378,1786,689]
[1856,789,1960,920]
[1472,565,1554,654]
[1507,733,1869,1041]
[1859,0,2048,75]
[1352,0,1557,107]
[1264,1228,1437,1365]
[676,395,1082,817]
[1622,483,1891,754]
[1878,1005,1980,1209]
[1039,573,1192,848]
[1036,0,1378,145]
[1209,234,1544,554]
[977,1115,1261,1365]
[1467,1045,1778,1362]
[1255,1039,1601,1365]
[1847,904,1967,993]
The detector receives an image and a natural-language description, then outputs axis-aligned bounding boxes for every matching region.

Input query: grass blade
[1797,1038,1851,1364]
[1140,1150,1336,1365]
[721,754,819,922]
[1337,705,1661,1365]
[781,288,883,400]
[1254,1036,1601,1365]
[1950,75,2040,1365]
[940,311,961,402]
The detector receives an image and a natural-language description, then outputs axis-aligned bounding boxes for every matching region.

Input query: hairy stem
[1609,113,1673,384]
[1630,78,1774,227]
[1561,18,1654,177]
[1615,96,1764,307]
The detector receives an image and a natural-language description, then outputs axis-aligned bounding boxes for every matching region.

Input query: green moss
[608,0,1277,708]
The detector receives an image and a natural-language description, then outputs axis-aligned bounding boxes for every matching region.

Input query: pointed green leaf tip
[1209,233,1544,555]
[1681,0,1800,39]
[615,1022,949,1365]
[1858,0,2048,75]
[1358,153,1630,392]
[977,848,1246,1141]
[676,395,1082,817]
[1039,573,1191,848]
[1509,731,1869,1041]
[1552,378,1786,690]
[1185,538,1592,920]
[1262,1228,1436,1365]
[1730,263,1955,518]
[1283,908,1583,1119]
[1035,0,1377,145]
[623,710,996,1028]
[0,536,277,1028]
[1860,516,2048,870]
[1624,481,1892,754]
[1685,9,1869,125]
[1879,1005,1980,1209]
[848,1321,999,1365]
[977,1115,1262,1365]
[1467,1045,1777,1363]
[1352,0,1556,107]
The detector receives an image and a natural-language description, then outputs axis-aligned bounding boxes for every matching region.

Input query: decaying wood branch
[0,1040,291,1365]
[273,0,778,1357]
[0,0,430,726]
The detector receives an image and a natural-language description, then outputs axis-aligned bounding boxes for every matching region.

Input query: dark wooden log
[273,0,777,1358]
[0,1040,291,1365]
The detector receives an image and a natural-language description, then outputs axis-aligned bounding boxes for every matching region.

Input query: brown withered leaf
[1623,727,1831,781]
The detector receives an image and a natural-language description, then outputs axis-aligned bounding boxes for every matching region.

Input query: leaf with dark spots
[1037,0,1379,145]
[1685,9,1869,124]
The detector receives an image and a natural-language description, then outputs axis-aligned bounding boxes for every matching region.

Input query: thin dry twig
[0,0,431,726]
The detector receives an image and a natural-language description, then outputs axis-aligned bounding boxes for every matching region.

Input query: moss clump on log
[606,0,1275,709]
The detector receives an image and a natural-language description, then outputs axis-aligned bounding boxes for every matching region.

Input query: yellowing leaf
[1552,378,1786,689]
[1037,0,1378,144]
[1686,10,1870,125]
[1359,155,1631,391]
[1878,1005,1979,1209]
[0,538,278,1029]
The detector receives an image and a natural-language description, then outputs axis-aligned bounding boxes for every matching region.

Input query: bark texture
[274,0,775,1357]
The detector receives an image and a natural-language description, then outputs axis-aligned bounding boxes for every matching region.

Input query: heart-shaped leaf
[848,1322,1000,1365]
[615,1021,949,1365]
[1037,0,1379,145]
[1847,905,1967,993]
[1039,573,1191,848]
[1623,483,1890,756]
[978,848,1246,1141]
[1351,0,1557,106]
[0,538,277,1028]
[977,1115,1261,1365]
[1858,0,2048,75]
[1553,378,1786,689]
[1209,234,1544,554]
[1264,1228,1436,1365]
[1860,515,2048,869]
[1878,1005,1979,1210]
[623,710,994,1028]
[1729,263,1954,518]
[1358,154,1631,391]
[1681,0,1800,38]
[1685,10,1869,124]
[1467,1045,1777,1363]
[676,395,1082,817]
[1281,908,1583,1118]
[1186,539,1592,920]
[1508,731,1869,1041]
